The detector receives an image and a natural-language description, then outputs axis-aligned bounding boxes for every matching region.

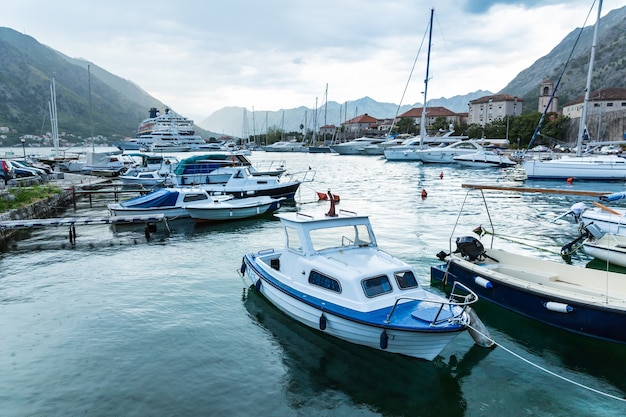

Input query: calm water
[2,149,626,416]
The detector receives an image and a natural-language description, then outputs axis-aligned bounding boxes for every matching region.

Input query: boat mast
[420,8,434,147]
[88,65,94,152]
[576,0,602,157]
[49,75,60,156]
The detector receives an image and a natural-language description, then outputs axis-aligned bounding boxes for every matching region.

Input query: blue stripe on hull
[244,254,465,334]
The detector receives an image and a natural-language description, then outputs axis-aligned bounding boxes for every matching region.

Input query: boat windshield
[309,224,373,252]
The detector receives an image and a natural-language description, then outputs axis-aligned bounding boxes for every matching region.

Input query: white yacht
[329,137,387,155]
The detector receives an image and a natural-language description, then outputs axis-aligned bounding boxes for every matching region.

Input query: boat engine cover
[455,236,485,261]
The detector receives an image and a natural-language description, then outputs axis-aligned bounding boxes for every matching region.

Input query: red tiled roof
[397,106,457,118]
[469,94,523,104]
[344,113,378,124]
[563,88,626,107]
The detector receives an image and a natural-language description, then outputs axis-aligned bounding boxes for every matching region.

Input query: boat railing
[254,159,286,172]
[385,282,479,326]
[283,169,316,183]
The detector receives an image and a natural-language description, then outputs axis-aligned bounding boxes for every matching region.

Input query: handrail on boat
[284,169,316,183]
[384,282,479,326]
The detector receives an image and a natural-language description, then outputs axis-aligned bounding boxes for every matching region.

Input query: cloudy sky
[1,0,621,120]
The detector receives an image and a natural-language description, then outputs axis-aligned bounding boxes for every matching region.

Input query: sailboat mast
[49,75,59,155]
[420,8,434,145]
[576,0,602,157]
[88,65,94,151]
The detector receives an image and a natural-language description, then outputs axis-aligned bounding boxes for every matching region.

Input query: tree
[396,117,417,135]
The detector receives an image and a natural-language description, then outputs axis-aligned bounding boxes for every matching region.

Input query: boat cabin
[257,210,424,310]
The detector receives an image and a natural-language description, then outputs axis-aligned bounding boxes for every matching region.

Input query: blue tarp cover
[119,189,179,208]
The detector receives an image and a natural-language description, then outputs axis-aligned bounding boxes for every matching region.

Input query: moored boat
[414,140,484,164]
[184,196,284,222]
[172,165,308,200]
[453,150,517,168]
[431,184,626,345]
[239,196,492,360]
[118,169,171,187]
[107,187,221,219]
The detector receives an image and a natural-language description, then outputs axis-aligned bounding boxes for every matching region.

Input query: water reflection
[243,287,491,417]
[434,287,626,395]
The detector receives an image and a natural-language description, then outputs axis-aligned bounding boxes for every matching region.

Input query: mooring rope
[467,323,626,402]
[477,226,564,256]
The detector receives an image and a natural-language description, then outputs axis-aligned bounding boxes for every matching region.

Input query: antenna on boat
[325,191,337,217]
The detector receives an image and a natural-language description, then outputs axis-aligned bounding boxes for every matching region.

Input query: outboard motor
[454,236,486,261]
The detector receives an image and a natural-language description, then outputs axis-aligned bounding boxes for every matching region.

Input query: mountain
[0,27,215,143]
[500,5,626,107]
[199,92,490,136]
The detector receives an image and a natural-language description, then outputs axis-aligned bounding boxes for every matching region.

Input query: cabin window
[394,271,418,289]
[309,270,341,293]
[183,193,209,202]
[285,226,304,253]
[309,224,372,251]
[362,275,392,297]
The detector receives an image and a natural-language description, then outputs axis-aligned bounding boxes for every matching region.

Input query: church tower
[538,80,559,113]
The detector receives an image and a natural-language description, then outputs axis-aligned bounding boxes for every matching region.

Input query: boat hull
[200,182,301,200]
[108,206,189,218]
[383,149,423,161]
[522,157,626,180]
[185,198,282,222]
[243,254,465,361]
[431,253,626,344]
[582,234,626,268]
[580,209,626,235]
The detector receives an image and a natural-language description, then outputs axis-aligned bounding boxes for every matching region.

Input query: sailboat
[522,0,626,180]
[383,9,468,162]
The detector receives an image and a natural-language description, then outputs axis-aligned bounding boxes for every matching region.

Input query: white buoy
[466,307,495,348]
[545,301,573,313]
[474,276,493,289]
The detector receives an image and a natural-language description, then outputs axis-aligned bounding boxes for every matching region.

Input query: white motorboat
[262,141,307,152]
[453,150,517,168]
[239,196,492,361]
[173,153,286,184]
[564,222,626,268]
[80,151,137,176]
[118,169,170,187]
[383,138,429,161]
[329,137,387,155]
[184,196,285,222]
[172,165,308,200]
[413,140,484,163]
[567,197,626,236]
[108,187,223,219]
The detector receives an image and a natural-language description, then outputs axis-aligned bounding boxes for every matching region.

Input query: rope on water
[467,323,626,402]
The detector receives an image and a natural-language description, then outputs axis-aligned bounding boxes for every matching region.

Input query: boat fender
[319,314,327,331]
[254,279,262,292]
[544,301,573,313]
[379,330,389,350]
[474,276,493,289]
[240,259,246,275]
[466,307,495,348]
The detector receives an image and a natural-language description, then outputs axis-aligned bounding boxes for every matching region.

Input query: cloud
[0,0,621,118]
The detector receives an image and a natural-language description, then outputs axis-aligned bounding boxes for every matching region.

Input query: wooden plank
[461,184,611,197]
[0,214,165,230]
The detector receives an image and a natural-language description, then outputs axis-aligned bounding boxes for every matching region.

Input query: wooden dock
[0,214,167,243]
